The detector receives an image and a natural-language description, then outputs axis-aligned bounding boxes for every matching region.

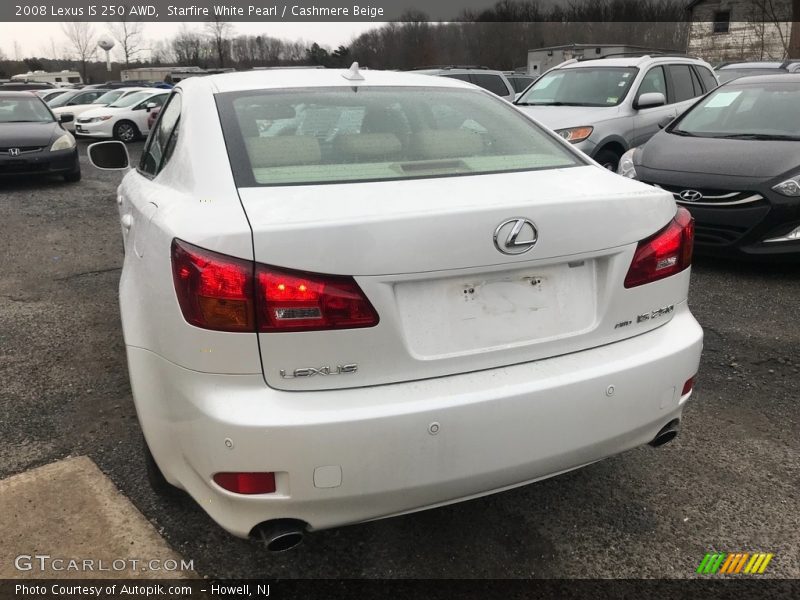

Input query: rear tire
[594,148,621,171]
[114,120,139,143]
[143,436,183,498]
[63,169,81,183]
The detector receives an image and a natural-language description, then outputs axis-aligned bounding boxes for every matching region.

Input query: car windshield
[216,86,582,187]
[516,67,637,107]
[109,91,153,108]
[93,90,125,105]
[671,81,800,140]
[47,90,81,108]
[0,97,54,123]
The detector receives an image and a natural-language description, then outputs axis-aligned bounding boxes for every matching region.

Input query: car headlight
[617,148,638,179]
[555,126,593,143]
[50,132,76,152]
[83,116,113,124]
[772,176,800,197]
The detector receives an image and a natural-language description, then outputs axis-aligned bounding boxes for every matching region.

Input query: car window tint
[139,93,181,176]
[440,73,471,82]
[668,65,698,103]
[637,66,666,101]
[508,76,535,93]
[217,86,581,187]
[689,67,704,95]
[470,74,510,96]
[696,67,718,92]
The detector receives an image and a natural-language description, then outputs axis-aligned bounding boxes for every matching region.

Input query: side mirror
[88,141,130,170]
[59,114,74,124]
[145,102,157,113]
[657,116,674,129]
[636,92,666,109]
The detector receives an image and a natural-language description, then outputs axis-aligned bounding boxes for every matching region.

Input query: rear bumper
[129,306,702,537]
[0,147,78,176]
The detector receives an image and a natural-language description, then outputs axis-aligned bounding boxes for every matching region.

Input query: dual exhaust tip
[251,519,306,552]
[649,419,680,448]
[251,420,681,551]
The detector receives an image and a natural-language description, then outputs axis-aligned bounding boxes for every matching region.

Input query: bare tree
[109,10,144,67]
[791,0,800,58]
[205,18,232,68]
[62,22,97,83]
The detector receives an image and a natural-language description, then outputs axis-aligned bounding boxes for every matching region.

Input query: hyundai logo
[493,218,538,255]
[8,148,21,157]
[678,189,703,202]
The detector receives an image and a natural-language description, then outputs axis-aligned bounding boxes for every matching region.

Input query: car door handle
[121,214,134,230]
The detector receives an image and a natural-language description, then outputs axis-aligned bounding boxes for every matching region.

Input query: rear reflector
[682,376,695,396]
[624,207,694,288]
[171,239,378,333]
[256,265,379,332]
[213,472,276,495]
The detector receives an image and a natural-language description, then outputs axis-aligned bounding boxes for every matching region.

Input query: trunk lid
[238,166,677,390]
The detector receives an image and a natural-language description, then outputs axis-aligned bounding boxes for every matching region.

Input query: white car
[88,65,702,551]
[76,89,168,141]
[52,87,149,132]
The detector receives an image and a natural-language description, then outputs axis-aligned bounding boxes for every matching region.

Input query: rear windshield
[516,67,637,107]
[216,86,581,187]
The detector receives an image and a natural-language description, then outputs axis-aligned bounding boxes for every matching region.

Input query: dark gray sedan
[0,91,80,182]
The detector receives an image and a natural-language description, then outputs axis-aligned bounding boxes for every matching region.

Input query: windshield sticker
[705,91,742,108]
[607,97,618,103]
[622,73,631,78]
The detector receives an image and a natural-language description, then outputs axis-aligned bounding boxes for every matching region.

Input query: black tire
[63,169,81,183]
[114,120,140,143]
[143,436,183,498]
[594,148,621,171]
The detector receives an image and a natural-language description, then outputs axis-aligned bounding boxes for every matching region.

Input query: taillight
[171,239,378,333]
[624,207,694,288]
[682,376,695,396]
[256,265,379,332]
[171,240,254,332]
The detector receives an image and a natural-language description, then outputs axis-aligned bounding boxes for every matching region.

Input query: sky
[0,22,381,61]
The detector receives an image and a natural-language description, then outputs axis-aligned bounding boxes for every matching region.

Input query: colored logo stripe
[697,552,774,574]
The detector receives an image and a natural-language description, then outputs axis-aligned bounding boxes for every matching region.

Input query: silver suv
[514,54,718,170]
[413,66,515,101]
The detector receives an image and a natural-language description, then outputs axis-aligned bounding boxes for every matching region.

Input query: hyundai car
[618,74,800,260]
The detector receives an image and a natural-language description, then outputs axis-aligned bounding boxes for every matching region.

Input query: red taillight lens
[682,376,695,396]
[171,239,378,333]
[256,265,379,332]
[213,472,276,494]
[171,239,254,332]
[624,207,694,288]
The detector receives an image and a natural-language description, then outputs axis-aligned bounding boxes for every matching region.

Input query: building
[686,0,797,63]
[120,66,233,84]
[526,44,678,76]
[10,70,82,86]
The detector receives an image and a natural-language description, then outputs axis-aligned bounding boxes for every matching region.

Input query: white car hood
[53,103,105,114]
[516,105,620,131]
[78,106,125,119]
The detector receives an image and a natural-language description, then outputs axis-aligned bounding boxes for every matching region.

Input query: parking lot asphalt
[1,141,798,579]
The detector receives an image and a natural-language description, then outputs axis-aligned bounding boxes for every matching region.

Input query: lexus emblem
[8,148,21,157]
[678,189,703,202]
[493,218,538,255]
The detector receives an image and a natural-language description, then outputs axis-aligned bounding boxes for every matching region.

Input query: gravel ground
[1,141,798,579]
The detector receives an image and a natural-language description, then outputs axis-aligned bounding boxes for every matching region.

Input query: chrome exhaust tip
[649,419,680,448]
[251,519,306,552]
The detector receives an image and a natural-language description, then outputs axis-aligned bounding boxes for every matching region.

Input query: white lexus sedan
[88,65,702,551]
[76,89,168,142]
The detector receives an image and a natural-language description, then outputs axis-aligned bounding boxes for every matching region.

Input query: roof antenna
[342,61,365,82]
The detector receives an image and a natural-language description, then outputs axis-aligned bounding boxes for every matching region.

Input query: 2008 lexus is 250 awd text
[88,64,703,551]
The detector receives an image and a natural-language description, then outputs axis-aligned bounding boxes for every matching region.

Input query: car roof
[722,73,800,85]
[197,67,476,94]
[559,55,707,70]
[718,61,786,69]
[0,91,41,99]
